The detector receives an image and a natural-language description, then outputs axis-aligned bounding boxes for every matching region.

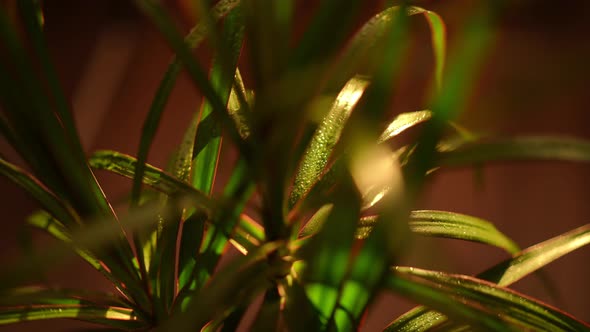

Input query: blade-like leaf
[357,210,520,255]
[131,0,240,205]
[177,7,245,295]
[289,76,369,207]
[17,0,82,152]
[0,305,142,329]
[330,6,445,92]
[176,159,255,309]
[479,224,590,286]
[0,7,140,297]
[89,150,213,211]
[388,267,590,331]
[0,286,143,328]
[134,0,248,176]
[0,158,80,227]
[388,225,590,330]
[438,137,590,167]
[378,110,432,143]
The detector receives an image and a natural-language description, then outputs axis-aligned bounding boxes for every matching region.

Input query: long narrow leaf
[131,0,240,205]
[89,150,213,211]
[178,7,245,294]
[357,210,520,255]
[0,158,80,227]
[17,0,82,152]
[388,224,590,331]
[289,76,369,207]
[0,305,142,329]
[389,267,590,331]
[438,136,590,167]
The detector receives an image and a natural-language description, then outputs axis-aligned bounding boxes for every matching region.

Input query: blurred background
[1,0,589,330]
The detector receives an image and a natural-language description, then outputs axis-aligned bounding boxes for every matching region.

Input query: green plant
[1,0,590,331]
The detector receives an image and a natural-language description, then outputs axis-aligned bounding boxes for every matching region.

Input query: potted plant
[1,0,589,331]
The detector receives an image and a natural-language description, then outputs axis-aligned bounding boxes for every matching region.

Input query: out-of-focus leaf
[130,0,240,205]
[282,277,323,331]
[378,110,432,143]
[17,0,82,152]
[356,210,520,255]
[227,69,252,139]
[161,242,285,332]
[0,158,80,227]
[249,288,281,331]
[331,6,445,91]
[299,204,333,238]
[404,5,493,194]
[388,267,590,331]
[328,221,390,331]
[289,76,369,207]
[290,0,361,68]
[26,211,141,303]
[298,176,361,327]
[438,137,590,167]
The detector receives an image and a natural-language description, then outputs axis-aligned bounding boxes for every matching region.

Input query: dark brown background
[1,0,589,330]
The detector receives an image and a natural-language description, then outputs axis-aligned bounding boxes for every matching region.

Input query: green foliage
[1,1,589,331]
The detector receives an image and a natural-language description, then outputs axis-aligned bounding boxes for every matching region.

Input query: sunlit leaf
[479,224,590,286]
[378,110,432,143]
[0,286,143,328]
[357,210,520,255]
[388,224,590,330]
[388,267,590,331]
[89,150,213,211]
[289,76,369,207]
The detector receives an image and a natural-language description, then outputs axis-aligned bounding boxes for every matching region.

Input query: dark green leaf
[131,0,240,205]
[17,0,82,153]
[0,158,80,227]
[438,137,590,167]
